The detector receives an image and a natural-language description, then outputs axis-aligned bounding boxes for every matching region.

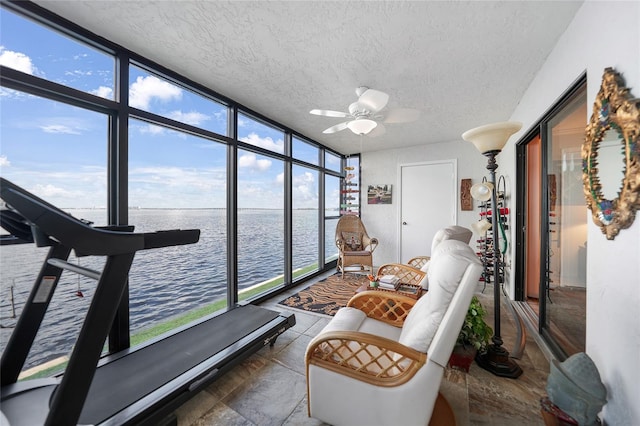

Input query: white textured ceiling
[35,0,583,155]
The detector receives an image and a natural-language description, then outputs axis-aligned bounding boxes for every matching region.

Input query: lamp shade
[470,182,494,202]
[471,219,492,235]
[462,121,522,154]
[347,119,377,135]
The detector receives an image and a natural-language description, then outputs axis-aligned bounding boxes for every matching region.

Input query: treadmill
[0,178,295,425]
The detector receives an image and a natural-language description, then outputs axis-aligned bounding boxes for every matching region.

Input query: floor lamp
[463,121,523,379]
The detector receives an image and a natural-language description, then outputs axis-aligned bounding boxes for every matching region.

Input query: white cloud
[0,47,36,75]
[91,86,113,99]
[139,123,166,135]
[129,75,182,109]
[292,171,317,203]
[238,152,272,172]
[40,124,81,134]
[32,183,80,199]
[168,110,210,126]
[326,154,341,167]
[1,168,107,209]
[295,171,316,185]
[0,155,10,167]
[128,165,226,208]
[240,132,284,154]
[0,87,34,100]
[65,69,92,77]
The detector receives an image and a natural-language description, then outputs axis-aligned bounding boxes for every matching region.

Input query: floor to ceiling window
[325,173,341,264]
[292,164,320,276]
[236,146,285,301]
[0,2,343,377]
[292,137,321,279]
[128,117,229,345]
[517,76,587,358]
[0,8,112,375]
[0,94,109,375]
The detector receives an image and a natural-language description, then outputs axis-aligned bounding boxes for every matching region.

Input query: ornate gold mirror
[583,68,640,239]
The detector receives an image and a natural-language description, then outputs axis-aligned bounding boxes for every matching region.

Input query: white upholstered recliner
[305,240,482,426]
[407,225,473,269]
[376,225,473,291]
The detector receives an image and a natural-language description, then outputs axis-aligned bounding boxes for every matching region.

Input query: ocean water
[0,209,326,369]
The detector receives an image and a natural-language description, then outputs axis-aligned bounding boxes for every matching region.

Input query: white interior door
[400,161,456,262]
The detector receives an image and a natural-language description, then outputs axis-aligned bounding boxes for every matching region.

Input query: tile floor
[174,276,552,426]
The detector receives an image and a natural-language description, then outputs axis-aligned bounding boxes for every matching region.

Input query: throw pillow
[341,231,362,250]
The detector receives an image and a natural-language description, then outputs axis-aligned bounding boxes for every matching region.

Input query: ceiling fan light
[347,119,377,135]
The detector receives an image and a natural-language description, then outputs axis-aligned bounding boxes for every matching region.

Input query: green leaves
[457,296,493,352]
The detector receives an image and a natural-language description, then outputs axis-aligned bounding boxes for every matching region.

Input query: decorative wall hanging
[461,178,473,210]
[367,184,392,204]
[582,67,640,240]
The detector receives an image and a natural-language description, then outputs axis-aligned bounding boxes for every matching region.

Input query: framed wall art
[367,184,392,204]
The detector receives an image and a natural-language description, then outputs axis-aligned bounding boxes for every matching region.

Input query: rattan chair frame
[335,216,378,277]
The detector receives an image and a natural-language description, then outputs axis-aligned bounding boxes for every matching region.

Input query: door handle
[402,221,407,225]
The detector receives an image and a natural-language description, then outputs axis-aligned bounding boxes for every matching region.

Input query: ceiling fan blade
[358,89,389,113]
[383,108,420,124]
[368,123,386,137]
[310,109,350,118]
[323,122,349,134]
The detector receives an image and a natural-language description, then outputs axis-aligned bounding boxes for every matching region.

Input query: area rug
[278,273,368,316]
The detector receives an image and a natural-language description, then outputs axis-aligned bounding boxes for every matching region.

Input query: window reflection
[543,89,587,356]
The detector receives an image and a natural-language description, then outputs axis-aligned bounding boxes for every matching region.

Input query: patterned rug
[278,273,368,316]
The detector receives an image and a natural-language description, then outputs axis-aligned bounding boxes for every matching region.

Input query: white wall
[506,2,640,424]
[362,2,640,424]
[360,139,487,266]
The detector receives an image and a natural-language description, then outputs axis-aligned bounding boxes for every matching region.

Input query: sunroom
[0,1,638,425]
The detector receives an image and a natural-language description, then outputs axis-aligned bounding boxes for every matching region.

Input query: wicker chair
[335,215,378,277]
[376,263,426,287]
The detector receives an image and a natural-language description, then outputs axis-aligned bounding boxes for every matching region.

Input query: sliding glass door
[517,77,587,358]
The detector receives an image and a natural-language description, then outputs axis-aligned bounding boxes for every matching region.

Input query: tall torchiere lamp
[463,121,523,379]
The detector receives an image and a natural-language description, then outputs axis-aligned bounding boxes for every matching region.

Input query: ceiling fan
[310,86,419,136]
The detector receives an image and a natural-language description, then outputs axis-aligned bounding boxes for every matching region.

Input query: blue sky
[0,8,341,210]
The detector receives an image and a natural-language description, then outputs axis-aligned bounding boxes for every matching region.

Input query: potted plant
[448,296,493,372]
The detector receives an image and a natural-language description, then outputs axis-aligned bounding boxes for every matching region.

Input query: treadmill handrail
[0,178,199,256]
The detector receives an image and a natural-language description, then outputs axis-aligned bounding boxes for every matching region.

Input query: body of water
[0,209,327,369]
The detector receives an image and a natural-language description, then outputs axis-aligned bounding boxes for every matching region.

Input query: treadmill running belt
[79,305,280,424]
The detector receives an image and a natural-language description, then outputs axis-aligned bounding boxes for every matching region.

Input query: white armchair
[305,240,482,426]
[407,225,473,269]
